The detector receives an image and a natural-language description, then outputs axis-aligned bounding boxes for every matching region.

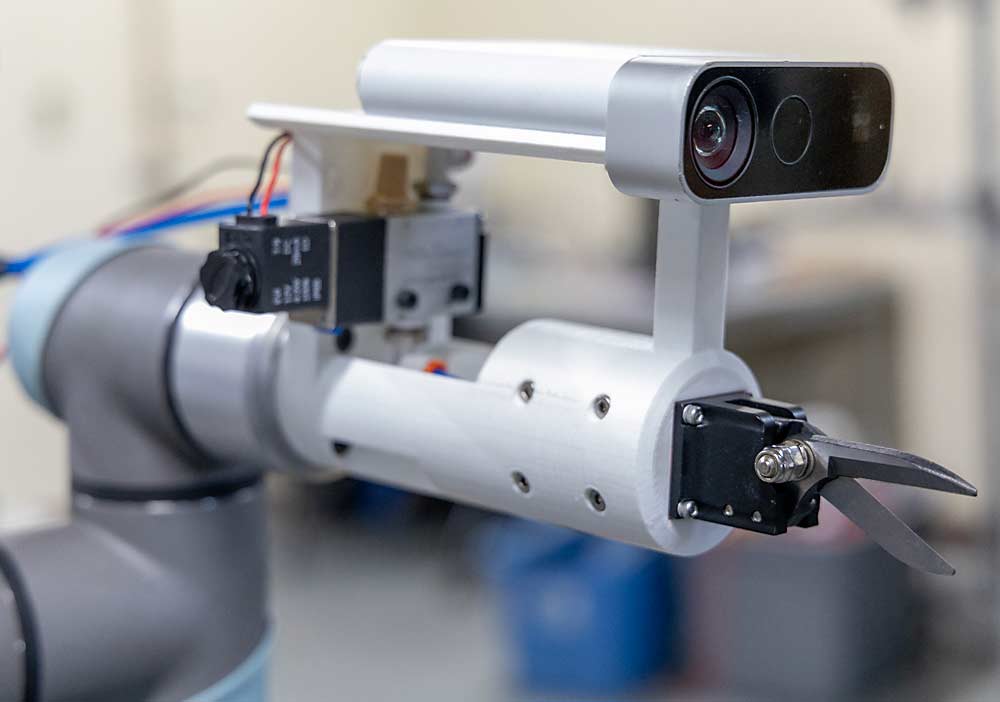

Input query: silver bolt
[518,380,535,403]
[752,511,762,523]
[677,499,699,519]
[681,404,704,426]
[754,440,813,484]
[723,504,734,517]
[593,394,611,419]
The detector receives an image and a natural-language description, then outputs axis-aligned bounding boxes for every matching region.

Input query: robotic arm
[0,40,976,702]
[195,39,973,571]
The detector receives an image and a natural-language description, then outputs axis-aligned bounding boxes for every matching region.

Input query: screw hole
[586,488,606,513]
[592,394,611,419]
[335,327,354,352]
[512,471,531,494]
[395,289,419,310]
[518,380,535,403]
[332,441,351,456]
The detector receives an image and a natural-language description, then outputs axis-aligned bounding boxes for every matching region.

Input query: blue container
[475,520,684,695]
[351,481,416,525]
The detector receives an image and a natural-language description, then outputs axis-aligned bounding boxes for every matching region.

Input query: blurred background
[1,0,999,699]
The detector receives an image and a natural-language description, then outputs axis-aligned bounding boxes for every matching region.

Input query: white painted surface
[248,104,606,163]
[357,40,653,135]
[310,320,756,555]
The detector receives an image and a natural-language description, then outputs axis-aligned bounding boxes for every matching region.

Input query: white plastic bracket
[251,103,732,358]
[287,132,327,214]
[653,200,730,356]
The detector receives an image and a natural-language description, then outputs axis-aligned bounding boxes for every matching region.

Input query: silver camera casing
[357,40,893,204]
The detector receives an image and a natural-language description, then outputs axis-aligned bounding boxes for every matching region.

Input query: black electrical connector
[200,214,331,314]
[201,208,485,327]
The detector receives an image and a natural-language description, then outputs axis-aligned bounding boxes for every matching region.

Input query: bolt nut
[754,440,813,484]
[681,404,704,426]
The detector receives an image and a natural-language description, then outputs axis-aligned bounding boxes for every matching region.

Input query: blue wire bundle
[0,196,289,279]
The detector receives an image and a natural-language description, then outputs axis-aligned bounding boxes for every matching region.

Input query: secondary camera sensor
[689,78,755,186]
[771,96,813,165]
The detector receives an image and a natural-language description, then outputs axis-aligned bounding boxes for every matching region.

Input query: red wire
[98,186,250,238]
[423,359,448,374]
[260,136,291,216]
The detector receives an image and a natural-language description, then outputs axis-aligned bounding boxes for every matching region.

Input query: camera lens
[693,104,735,167]
[690,79,755,186]
[693,106,725,155]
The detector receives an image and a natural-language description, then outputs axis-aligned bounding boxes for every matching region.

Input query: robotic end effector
[670,395,978,576]
[198,40,975,575]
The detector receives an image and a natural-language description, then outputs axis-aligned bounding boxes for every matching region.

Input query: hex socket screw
[677,499,699,519]
[681,404,704,426]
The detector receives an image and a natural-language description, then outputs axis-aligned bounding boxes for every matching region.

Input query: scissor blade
[808,436,977,497]
[821,477,956,576]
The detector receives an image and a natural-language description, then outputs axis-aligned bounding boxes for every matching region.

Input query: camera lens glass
[693,104,735,167]
[690,79,755,186]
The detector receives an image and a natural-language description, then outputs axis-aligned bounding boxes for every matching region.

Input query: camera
[357,40,893,203]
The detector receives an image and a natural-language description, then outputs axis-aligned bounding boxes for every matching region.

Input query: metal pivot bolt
[754,439,814,483]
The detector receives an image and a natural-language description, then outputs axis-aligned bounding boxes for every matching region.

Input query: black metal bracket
[668,393,821,535]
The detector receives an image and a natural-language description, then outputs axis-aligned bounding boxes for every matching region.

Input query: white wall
[0,2,138,522]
